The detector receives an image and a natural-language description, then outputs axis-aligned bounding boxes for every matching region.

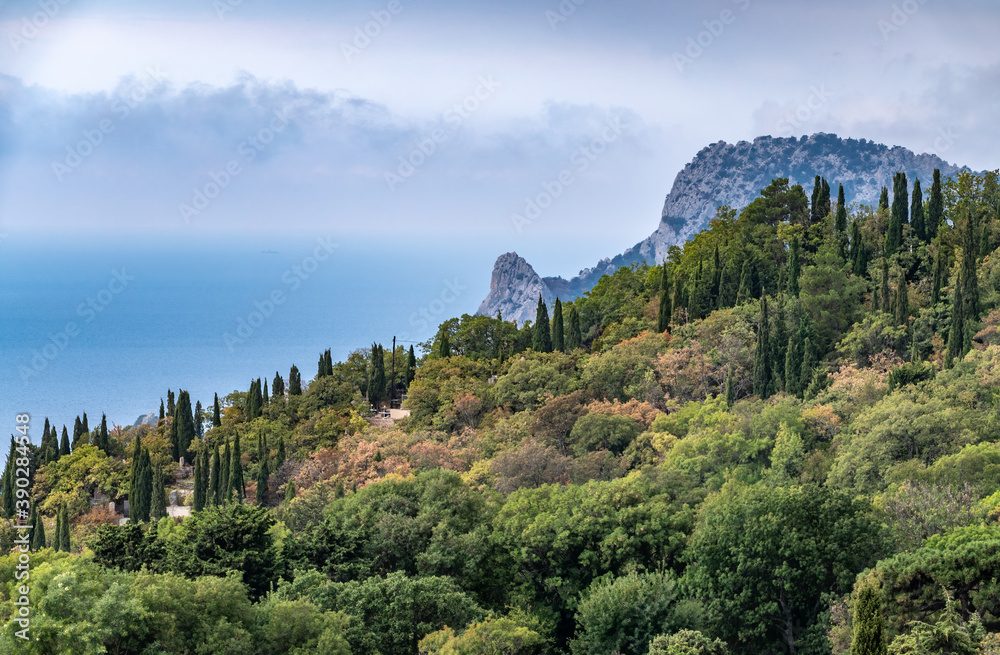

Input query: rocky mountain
[478,133,966,323]
[132,411,159,429]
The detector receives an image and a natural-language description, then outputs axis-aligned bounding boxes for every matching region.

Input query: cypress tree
[932,248,946,306]
[884,174,905,257]
[219,439,231,505]
[801,337,816,397]
[272,373,285,400]
[892,172,909,225]
[736,261,750,304]
[2,439,14,519]
[892,268,909,327]
[246,379,261,421]
[59,427,70,457]
[159,400,165,422]
[835,184,848,259]
[910,178,925,242]
[175,390,196,460]
[753,294,772,398]
[688,258,708,321]
[275,434,286,470]
[98,413,109,453]
[151,465,167,520]
[710,245,722,305]
[946,280,965,368]
[566,305,582,351]
[927,169,943,240]
[552,298,565,352]
[851,575,887,655]
[284,480,296,505]
[784,303,804,397]
[229,431,245,501]
[256,434,270,507]
[406,346,417,385]
[787,236,801,297]
[532,295,553,352]
[724,367,735,408]
[851,220,867,277]
[980,222,992,260]
[213,393,222,427]
[369,344,387,403]
[209,443,220,506]
[878,186,889,212]
[879,258,891,312]
[73,416,83,445]
[139,448,153,522]
[289,365,302,395]
[811,176,821,224]
[262,380,269,405]
[42,418,50,451]
[658,264,671,332]
[962,208,982,322]
[438,333,451,359]
[167,390,175,417]
[169,411,180,462]
[194,400,204,438]
[820,178,832,219]
[30,506,44,550]
[193,449,206,512]
[60,505,71,551]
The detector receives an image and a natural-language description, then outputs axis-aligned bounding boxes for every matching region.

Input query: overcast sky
[0,0,997,271]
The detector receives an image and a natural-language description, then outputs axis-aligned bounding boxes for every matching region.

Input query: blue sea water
[0,234,497,461]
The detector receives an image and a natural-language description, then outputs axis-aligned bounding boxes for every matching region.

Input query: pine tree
[879,186,889,211]
[219,439,231,505]
[724,367,735,408]
[175,390,196,461]
[532,295,553,352]
[753,294,772,398]
[285,480,296,505]
[151,465,167,520]
[213,393,222,427]
[59,505,71,551]
[256,434,270,507]
[275,434,286,470]
[229,431,245,501]
[835,184,849,260]
[946,279,965,369]
[552,298,565,352]
[59,427,70,457]
[658,264,671,332]
[194,400,204,438]
[892,268,909,327]
[209,443,220,506]
[787,236,801,297]
[406,346,417,385]
[927,168,944,240]
[289,365,302,395]
[193,449,206,512]
[851,574,887,655]
[910,178,925,242]
[566,305,582,350]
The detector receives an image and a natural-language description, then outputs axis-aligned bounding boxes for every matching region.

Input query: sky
[0,0,998,274]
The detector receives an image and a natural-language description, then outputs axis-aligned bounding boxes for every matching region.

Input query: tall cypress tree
[98,413,109,453]
[658,264,671,332]
[193,449,206,512]
[72,416,83,446]
[753,294,772,398]
[910,178,925,242]
[275,434,286,471]
[724,367,735,408]
[892,172,909,225]
[209,443,220,506]
[151,465,167,520]
[710,245,722,305]
[194,400,204,438]
[835,184,849,260]
[884,174,905,257]
[532,295,552,353]
[246,379,261,421]
[2,438,15,519]
[851,220,867,277]
[787,236,801,297]
[927,168,943,241]
[166,390,175,417]
[879,257,891,313]
[59,428,70,457]
[289,365,302,396]
[552,298,565,352]
[213,393,222,427]
[406,346,417,385]
[851,574,887,655]
[54,508,63,552]
[819,178,832,219]
[262,380,269,405]
[30,506,44,550]
[61,506,72,551]
[811,176,822,224]
[931,248,946,306]
[878,186,889,212]
[566,305,582,351]
[892,268,909,327]
[219,439,231,505]
[256,434,270,507]
[229,431,245,501]
[962,208,982,322]
[159,400,165,422]
[82,412,89,435]
[736,262,751,305]
[272,373,285,400]
[134,448,152,522]
[175,390,196,461]
[946,280,965,369]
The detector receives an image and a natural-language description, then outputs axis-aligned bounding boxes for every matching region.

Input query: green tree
[851,573,887,655]
[58,505,70,552]
[567,305,583,350]
[946,274,965,368]
[209,443,220,506]
[174,390,196,461]
[133,448,152,522]
[284,480,296,505]
[836,184,849,259]
[659,264,672,332]
[30,505,44,550]
[194,449,206,512]
[931,248,946,306]
[736,261,750,305]
[212,393,222,427]
[753,294,772,398]
[419,611,547,655]
[438,332,451,359]
[273,371,286,400]
[256,434,270,507]
[550,297,565,353]
[151,465,166,520]
[406,346,417,385]
[219,439,231,505]
[788,236,801,297]
[911,178,926,243]
[289,365,302,396]
[648,630,730,655]
[167,390,175,417]
[194,400,204,438]
[229,431,245,501]
[53,507,62,552]
[879,186,890,212]
[1,438,14,519]
[961,208,982,322]
[275,434,285,471]
[533,295,553,353]
[892,268,910,327]
[59,426,70,457]
[927,169,943,240]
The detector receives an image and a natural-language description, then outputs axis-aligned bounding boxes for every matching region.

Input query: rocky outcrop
[132,411,158,428]
[478,133,968,322]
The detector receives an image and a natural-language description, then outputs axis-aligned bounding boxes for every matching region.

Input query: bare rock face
[478,133,967,321]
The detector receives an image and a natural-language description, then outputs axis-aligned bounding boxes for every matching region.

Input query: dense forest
[3,167,1000,655]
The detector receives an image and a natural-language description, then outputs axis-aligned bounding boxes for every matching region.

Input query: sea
[0,234,505,463]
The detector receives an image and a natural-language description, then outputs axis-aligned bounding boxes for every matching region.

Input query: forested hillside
[3,167,1000,655]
